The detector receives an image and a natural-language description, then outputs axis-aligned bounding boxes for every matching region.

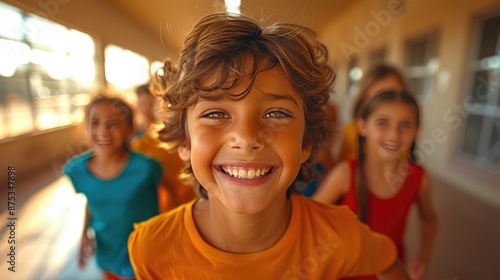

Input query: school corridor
[0,166,499,280]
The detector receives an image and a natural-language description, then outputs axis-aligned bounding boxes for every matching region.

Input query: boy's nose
[229,119,270,152]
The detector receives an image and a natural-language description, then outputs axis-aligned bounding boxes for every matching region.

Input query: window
[105,45,149,104]
[404,31,439,101]
[369,47,387,66]
[0,2,96,140]
[459,11,500,168]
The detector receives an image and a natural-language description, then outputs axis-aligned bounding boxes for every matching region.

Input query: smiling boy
[128,13,409,279]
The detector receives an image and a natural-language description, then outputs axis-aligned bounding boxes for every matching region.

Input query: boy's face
[86,102,134,156]
[179,59,311,214]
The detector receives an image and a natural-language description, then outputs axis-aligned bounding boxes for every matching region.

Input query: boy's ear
[357,118,367,137]
[178,139,191,162]
[301,143,312,164]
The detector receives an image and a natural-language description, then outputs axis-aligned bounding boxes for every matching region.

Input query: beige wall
[319,0,500,207]
[0,124,89,186]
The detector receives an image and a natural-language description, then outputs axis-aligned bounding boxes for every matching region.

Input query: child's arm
[78,205,95,269]
[377,259,410,280]
[349,217,410,279]
[408,173,438,280]
[312,161,350,204]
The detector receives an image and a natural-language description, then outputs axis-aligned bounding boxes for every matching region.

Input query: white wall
[318,0,500,208]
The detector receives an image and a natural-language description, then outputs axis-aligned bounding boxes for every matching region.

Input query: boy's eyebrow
[262,92,299,108]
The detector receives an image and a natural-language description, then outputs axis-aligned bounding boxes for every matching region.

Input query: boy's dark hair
[356,90,420,221]
[152,13,336,198]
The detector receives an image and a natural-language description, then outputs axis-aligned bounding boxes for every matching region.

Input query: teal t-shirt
[64,150,162,277]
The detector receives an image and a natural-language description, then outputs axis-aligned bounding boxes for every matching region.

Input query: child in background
[301,102,339,197]
[339,64,407,162]
[128,13,409,279]
[64,94,162,280]
[133,84,156,138]
[313,91,438,280]
[131,83,196,212]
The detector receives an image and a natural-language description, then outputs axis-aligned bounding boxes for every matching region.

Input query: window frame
[456,8,500,171]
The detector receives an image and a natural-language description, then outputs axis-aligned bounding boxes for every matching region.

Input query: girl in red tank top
[313,91,437,280]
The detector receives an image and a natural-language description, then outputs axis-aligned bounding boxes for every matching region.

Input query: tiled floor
[0,169,499,279]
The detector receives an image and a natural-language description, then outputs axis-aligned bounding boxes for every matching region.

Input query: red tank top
[343,159,423,258]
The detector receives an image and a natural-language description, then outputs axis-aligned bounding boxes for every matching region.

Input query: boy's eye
[201,111,230,119]
[264,110,292,119]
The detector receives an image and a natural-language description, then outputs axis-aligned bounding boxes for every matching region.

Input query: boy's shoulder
[297,195,354,214]
[129,202,192,254]
[132,202,190,236]
[292,195,361,230]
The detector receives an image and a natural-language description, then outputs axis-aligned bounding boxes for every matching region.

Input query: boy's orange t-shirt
[128,195,397,279]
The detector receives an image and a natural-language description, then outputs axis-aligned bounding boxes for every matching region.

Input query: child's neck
[363,153,410,198]
[193,195,291,253]
[88,150,130,179]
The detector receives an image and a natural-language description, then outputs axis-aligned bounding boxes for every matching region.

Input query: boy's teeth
[256,169,261,177]
[223,166,270,179]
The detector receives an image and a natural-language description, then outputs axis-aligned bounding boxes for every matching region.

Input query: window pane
[407,38,427,66]
[25,15,68,53]
[105,45,149,87]
[7,98,33,137]
[369,47,386,66]
[470,70,495,105]
[478,15,500,60]
[461,114,483,156]
[0,2,23,40]
[0,63,33,138]
[489,116,500,164]
[0,4,97,141]
[408,77,424,97]
[0,39,30,77]
[105,45,149,102]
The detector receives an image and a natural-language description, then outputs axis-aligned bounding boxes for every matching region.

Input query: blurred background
[0,0,498,279]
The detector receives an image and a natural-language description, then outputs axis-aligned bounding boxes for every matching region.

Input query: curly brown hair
[152,13,336,198]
